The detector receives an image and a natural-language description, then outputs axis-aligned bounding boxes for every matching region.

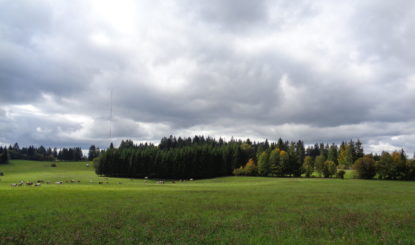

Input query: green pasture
[0,160,415,244]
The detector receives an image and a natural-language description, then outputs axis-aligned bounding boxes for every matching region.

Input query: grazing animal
[26,182,33,186]
[37,180,44,183]
[56,181,63,184]
[144,176,149,180]
[189,178,194,181]
[11,183,17,187]
[35,183,41,187]
[98,182,103,184]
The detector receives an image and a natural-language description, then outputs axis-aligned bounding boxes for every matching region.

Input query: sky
[1,0,415,154]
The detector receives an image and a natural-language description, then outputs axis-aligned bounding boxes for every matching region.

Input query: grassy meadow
[1,160,415,244]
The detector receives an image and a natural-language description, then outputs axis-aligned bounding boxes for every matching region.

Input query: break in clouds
[1,0,415,153]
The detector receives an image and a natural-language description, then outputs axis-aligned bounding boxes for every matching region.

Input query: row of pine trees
[95,138,247,179]
[3,143,84,161]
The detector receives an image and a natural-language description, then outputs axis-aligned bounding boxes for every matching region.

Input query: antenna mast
[109,89,113,140]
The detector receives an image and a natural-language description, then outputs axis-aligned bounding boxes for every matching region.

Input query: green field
[1,160,415,244]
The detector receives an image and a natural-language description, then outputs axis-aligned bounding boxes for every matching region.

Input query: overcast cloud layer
[1,0,415,154]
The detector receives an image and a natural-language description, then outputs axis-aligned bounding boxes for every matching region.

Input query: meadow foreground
[1,160,415,244]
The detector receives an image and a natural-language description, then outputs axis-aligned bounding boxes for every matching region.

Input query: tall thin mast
[109,89,113,140]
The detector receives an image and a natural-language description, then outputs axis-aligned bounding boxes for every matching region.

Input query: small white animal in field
[11,183,17,187]
[35,183,41,187]
[144,176,148,179]
[56,181,63,184]
[189,178,194,181]
[86,163,90,167]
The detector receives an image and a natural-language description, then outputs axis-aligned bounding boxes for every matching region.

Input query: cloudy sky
[1,0,415,153]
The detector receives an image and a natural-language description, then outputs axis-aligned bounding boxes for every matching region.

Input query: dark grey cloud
[0,0,415,153]
[185,0,269,31]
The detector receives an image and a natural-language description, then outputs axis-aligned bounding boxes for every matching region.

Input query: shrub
[244,159,257,176]
[302,156,314,178]
[232,167,247,176]
[336,170,345,179]
[375,152,394,179]
[353,156,376,179]
[315,155,326,177]
[322,160,337,178]
[376,151,413,180]
[233,159,257,176]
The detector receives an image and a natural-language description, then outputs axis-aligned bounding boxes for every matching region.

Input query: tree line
[0,143,100,161]
[233,140,415,181]
[95,136,415,181]
[95,138,249,179]
[3,137,415,181]
[94,137,349,179]
[353,151,415,180]
[236,140,364,178]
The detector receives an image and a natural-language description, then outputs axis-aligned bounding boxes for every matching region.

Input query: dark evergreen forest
[94,136,415,180]
[3,143,84,161]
